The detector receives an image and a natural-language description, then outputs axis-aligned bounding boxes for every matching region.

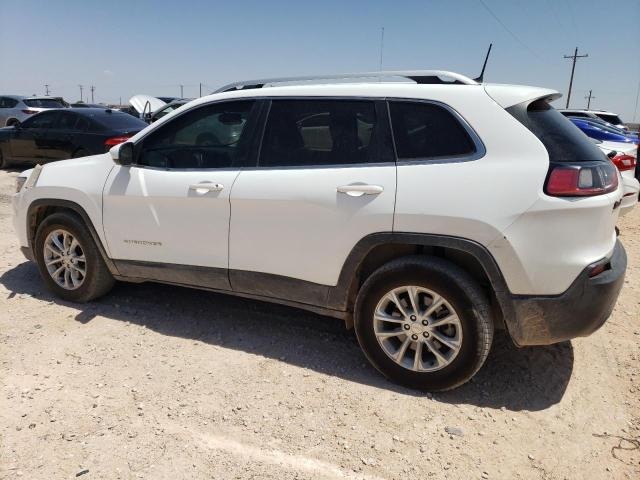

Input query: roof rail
[213,70,478,94]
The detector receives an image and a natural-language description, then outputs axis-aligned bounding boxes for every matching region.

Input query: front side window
[23,111,60,129]
[389,101,476,160]
[259,100,378,168]
[138,100,255,169]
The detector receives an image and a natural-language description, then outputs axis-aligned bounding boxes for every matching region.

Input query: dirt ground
[0,168,638,480]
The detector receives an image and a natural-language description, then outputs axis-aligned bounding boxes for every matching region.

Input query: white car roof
[190,81,559,110]
[559,108,619,116]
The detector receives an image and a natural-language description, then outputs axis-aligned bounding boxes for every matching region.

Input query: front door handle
[189,182,224,192]
[337,184,384,197]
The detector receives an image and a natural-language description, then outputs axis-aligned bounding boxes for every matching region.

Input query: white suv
[11,71,627,391]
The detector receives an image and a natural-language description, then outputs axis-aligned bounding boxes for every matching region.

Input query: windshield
[577,118,630,136]
[595,113,623,125]
[23,98,66,108]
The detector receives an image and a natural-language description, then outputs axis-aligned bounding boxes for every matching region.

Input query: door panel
[229,98,396,289]
[102,99,258,290]
[229,166,396,286]
[103,166,239,280]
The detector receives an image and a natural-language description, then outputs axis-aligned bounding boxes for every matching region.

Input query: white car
[11,71,627,391]
[558,109,628,131]
[595,140,639,215]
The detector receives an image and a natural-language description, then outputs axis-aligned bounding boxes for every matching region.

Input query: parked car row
[0,108,148,168]
[0,95,69,127]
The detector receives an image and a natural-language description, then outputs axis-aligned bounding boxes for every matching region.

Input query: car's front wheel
[354,256,494,391]
[34,212,115,302]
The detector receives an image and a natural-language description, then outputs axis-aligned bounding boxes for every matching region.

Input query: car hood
[128,95,166,115]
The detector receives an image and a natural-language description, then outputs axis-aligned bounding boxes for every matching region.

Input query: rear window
[92,112,147,130]
[23,98,65,108]
[389,101,476,160]
[507,100,607,163]
[596,113,623,125]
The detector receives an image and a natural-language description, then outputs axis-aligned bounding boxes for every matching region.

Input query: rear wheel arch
[5,118,19,127]
[27,199,119,276]
[329,233,514,331]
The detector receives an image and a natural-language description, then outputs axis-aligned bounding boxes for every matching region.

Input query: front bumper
[506,240,626,346]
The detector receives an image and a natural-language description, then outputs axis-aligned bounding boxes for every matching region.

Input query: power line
[478,0,539,58]
[585,90,595,109]
[563,47,588,108]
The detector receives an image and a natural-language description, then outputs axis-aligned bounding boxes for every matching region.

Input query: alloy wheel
[373,286,463,372]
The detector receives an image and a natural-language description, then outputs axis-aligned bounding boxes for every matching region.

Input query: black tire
[354,255,493,392]
[72,149,90,158]
[34,212,115,302]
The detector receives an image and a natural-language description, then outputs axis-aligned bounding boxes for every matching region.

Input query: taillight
[611,154,636,172]
[21,109,38,115]
[104,136,130,147]
[545,162,619,197]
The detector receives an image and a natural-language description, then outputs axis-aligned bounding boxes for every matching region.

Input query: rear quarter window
[388,101,477,160]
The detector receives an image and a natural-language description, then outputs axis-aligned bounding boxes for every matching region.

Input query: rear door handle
[189,182,224,192]
[337,184,384,197]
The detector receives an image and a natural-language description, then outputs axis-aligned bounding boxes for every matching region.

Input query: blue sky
[1,0,639,120]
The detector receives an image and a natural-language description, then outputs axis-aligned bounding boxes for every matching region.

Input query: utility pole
[78,84,84,102]
[585,90,595,110]
[563,47,588,108]
[379,27,385,71]
[199,82,202,97]
[44,84,50,96]
[180,84,184,98]
[90,85,95,103]
[119,96,122,106]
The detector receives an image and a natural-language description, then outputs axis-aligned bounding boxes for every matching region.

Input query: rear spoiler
[484,84,561,109]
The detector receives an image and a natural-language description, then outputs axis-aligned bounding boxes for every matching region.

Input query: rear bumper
[506,240,626,346]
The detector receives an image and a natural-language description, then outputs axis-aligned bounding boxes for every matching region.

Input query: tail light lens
[546,162,619,197]
[104,136,130,147]
[21,109,38,115]
[611,154,636,172]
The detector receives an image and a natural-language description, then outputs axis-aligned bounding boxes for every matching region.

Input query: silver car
[0,95,69,127]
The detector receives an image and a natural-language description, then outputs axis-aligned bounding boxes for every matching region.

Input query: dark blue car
[569,117,638,144]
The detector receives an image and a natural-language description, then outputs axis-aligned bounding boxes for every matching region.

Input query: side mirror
[110,141,135,166]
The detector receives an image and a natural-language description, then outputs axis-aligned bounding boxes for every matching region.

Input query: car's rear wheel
[34,212,115,302]
[354,256,493,391]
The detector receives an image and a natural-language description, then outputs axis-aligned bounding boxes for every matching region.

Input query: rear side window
[260,100,378,168]
[55,112,78,130]
[23,98,65,108]
[94,112,147,130]
[507,100,607,163]
[0,97,19,108]
[389,101,476,160]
